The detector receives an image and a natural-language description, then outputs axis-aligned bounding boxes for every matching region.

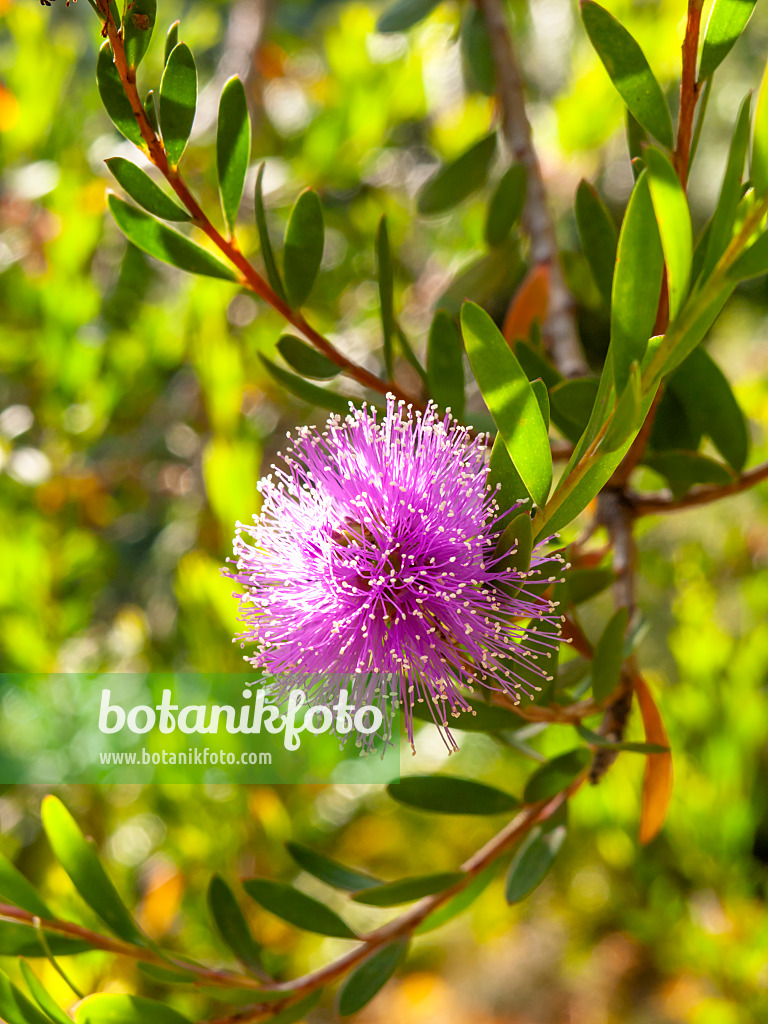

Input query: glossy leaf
[283,189,324,308]
[108,195,237,280]
[461,6,495,95]
[243,879,356,939]
[377,0,441,32]
[646,147,692,321]
[417,133,497,215]
[387,774,519,815]
[581,1,673,147]
[462,302,552,509]
[699,0,758,79]
[575,180,618,308]
[258,355,351,415]
[351,873,463,907]
[377,216,395,377]
[207,875,263,974]
[76,995,192,1024]
[701,94,751,281]
[505,824,566,904]
[254,163,287,302]
[643,450,734,499]
[610,171,663,391]
[0,854,51,917]
[277,335,340,380]
[523,748,591,803]
[337,940,409,1016]
[591,607,629,702]
[635,675,673,843]
[40,796,142,943]
[285,843,381,892]
[427,310,464,416]
[217,76,251,235]
[123,0,156,70]
[164,20,179,64]
[0,968,49,1024]
[485,163,527,248]
[96,42,144,148]
[106,157,190,221]
[159,42,197,167]
[19,962,73,1024]
[667,347,749,472]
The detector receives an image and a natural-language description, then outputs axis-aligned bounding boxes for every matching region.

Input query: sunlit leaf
[123,0,156,70]
[216,76,251,235]
[19,961,73,1024]
[96,42,144,148]
[645,147,692,322]
[106,157,190,221]
[159,42,197,167]
[277,335,340,380]
[164,20,179,64]
[254,163,287,302]
[0,967,49,1024]
[283,189,324,308]
[699,0,758,79]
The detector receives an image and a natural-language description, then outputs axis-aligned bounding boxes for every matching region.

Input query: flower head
[226,396,564,750]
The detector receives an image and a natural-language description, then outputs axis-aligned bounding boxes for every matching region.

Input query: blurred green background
[2,0,768,1020]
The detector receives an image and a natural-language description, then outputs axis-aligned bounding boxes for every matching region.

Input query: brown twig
[629,459,768,515]
[676,0,705,188]
[476,0,588,379]
[92,1,420,408]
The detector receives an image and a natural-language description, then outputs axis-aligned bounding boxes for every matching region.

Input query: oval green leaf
[277,335,340,380]
[285,843,381,892]
[217,76,251,235]
[699,0,758,80]
[523,748,591,803]
[351,873,463,907]
[159,42,197,167]
[243,878,357,939]
[19,962,73,1024]
[387,774,519,815]
[255,163,287,302]
[461,6,495,95]
[646,147,692,322]
[417,133,497,215]
[427,310,464,416]
[258,354,351,415]
[575,180,618,309]
[106,157,190,221]
[485,163,527,248]
[376,0,441,33]
[96,41,144,148]
[337,940,409,1016]
[123,0,156,71]
[76,995,192,1024]
[207,875,264,974]
[505,824,566,904]
[283,189,324,308]
[0,853,51,918]
[591,606,629,703]
[164,20,180,65]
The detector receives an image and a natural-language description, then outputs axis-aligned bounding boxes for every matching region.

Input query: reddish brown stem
[630,459,768,515]
[676,0,705,188]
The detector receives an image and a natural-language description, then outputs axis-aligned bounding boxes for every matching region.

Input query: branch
[92,1,421,408]
[675,0,705,188]
[476,0,588,379]
[630,459,768,515]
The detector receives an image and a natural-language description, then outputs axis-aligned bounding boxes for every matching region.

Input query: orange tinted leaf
[503,264,550,345]
[635,675,673,844]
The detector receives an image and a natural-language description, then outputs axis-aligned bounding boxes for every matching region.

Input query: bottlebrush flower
[225,396,564,751]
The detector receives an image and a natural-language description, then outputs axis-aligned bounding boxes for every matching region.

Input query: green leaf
[548,378,599,445]
[258,354,351,415]
[461,6,495,95]
[351,873,463,907]
[645,147,692,322]
[143,90,159,135]
[76,995,192,1024]
[699,0,758,79]
[417,134,497,215]
[19,962,73,1024]
[411,696,527,733]
[0,925,87,958]
[396,326,429,385]
[96,42,144,148]
[485,164,527,248]
[268,993,323,1024]
[164,20,179,65]
[728,229,768,280]
[667,347,749,471]
[0,853,51,917]
[591,607,628,702]
[254,163,287,302]
[495,511,533,574]
[523,748,591,802]
[514,340,562,390]
[580,0,673,148]
[159,42,197,167]
[531,379,550,430]
[601,361,641,452]
[283,189,324,308]
[427,310,464,416]
[108,195,237,280]
[610,170,663,391]
[338,940,409,1016]
[575,724,668,753]
[643,450,735,499]
[565,567,614,605]
[277,335,340,380]
[286,843,381,892]
[207,875,263,974]
[414,869,495,935]
[505,824,567,904]
[123,0,156,70]
[106,158,189,221]
[753,60,768,195]
[243,879,357,939]
[376,0,441,33]
[387,774,519,815]
[41,796,142,944]
[0,968,50,1024]
[462,302,552,509]
[701,94,751,281]
[575,180,618,309]
[216,76,251,235]
[377,216,395,378]
[488,434,530,524]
